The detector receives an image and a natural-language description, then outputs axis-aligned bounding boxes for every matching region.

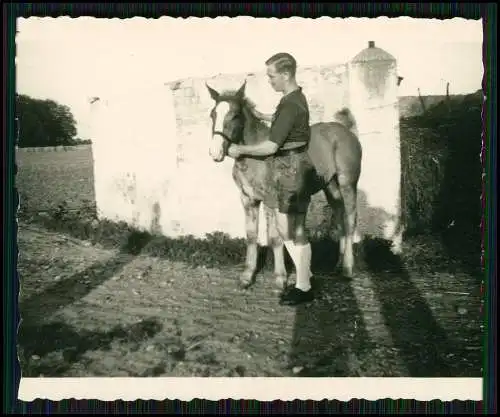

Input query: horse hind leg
[239,194,260,289]
[338,176,358,278]
[323,179,346,272]
[264,204,288,289]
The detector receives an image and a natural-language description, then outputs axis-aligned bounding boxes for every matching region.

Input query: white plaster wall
[90,86,180,235]
[89,84,253,241]
[89,48,402,247]
[348,58,403,245]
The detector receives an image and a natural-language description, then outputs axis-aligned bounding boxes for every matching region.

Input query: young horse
[206,80,362,288]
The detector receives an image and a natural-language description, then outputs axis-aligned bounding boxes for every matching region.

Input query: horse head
[206,80,247,163]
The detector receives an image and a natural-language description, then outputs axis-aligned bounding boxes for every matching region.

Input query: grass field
[16,146,96,215]
[15,146,483,378]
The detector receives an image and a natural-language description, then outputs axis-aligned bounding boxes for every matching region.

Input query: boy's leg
[291,212,312,292]
[276,209,314,305]
[274,153,314,305]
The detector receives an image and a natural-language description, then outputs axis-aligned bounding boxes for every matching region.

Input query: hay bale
[400,91,483,238]
[400,123,446,234]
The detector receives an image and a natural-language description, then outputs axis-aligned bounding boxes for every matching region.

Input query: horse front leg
[239,194,260,289]
[264,203,288,289]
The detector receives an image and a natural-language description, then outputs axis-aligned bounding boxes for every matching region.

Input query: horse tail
[333,107,358,134]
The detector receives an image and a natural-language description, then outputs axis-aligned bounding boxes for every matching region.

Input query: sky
[16,16,483,139]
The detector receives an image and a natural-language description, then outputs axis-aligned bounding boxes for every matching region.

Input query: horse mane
[240,95,271,131]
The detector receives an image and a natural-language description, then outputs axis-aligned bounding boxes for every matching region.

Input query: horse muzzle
[209,133,227,163]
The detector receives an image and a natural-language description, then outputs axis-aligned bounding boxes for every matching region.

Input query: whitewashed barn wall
[89,42,403,249]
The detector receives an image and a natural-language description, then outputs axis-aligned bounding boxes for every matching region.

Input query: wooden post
[417,88,427,113]
[446,82,451,111]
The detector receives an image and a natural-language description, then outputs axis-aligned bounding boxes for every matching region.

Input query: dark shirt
[269,87,311,150]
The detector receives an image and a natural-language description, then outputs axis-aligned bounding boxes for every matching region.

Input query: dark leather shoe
[279,287,314,306]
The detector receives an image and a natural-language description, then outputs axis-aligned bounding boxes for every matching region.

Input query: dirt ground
[17,221,483,378]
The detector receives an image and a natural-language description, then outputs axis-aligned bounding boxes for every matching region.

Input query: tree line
[16,94,91,148]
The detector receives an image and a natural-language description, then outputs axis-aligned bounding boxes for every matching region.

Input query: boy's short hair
[265,52,297,77]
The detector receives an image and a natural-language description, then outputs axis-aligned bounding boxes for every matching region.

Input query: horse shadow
[288,234,472,377]
[284,191,479,377]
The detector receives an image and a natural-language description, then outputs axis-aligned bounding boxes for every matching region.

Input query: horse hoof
[238,279,253,289]
[274,274,288,290]
[239,270,255,289]
[342,266,354,279]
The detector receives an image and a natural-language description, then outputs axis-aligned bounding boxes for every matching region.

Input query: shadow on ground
[19,253,135,321]
[18,231,163,377]
[18,318,163,377]
[19,227,161,320]
[361,238,453,376]
[290,236,481,377]
[288,273,372,376]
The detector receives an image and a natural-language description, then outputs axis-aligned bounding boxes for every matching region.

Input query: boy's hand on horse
[227,144,243,159]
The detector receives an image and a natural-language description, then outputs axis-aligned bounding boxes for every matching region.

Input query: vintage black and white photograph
[15,15,484,400]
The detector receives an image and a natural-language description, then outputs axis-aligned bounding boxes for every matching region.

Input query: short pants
[269,149,315,214]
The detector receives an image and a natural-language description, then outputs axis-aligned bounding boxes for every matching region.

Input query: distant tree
[16,94,78,147]
[71,138,93,145]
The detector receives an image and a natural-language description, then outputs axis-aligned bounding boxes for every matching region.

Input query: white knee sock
[294,243,312,292]
[284,240,297,264]
[284,240,313,282]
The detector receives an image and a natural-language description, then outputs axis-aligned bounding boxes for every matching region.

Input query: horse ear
[206,83,220,101]
[236,80,247,98]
